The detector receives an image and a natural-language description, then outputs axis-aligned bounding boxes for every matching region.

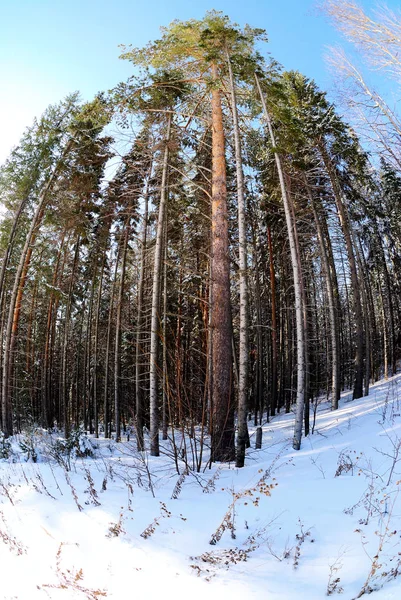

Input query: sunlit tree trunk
[210,63,235,462]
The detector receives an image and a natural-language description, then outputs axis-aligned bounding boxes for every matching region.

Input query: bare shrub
[42,542,106,599]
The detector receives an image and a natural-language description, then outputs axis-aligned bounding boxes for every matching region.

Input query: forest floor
[1,375,401,599]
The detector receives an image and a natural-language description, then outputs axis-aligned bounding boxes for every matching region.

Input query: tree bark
[210,63,235,463]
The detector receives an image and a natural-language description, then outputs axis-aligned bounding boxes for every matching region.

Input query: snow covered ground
[1,375,401,599]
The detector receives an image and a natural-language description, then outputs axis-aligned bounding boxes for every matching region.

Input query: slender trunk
[149,114,171,457]
[93,250,107,438]
[374,225,396,376]
[267,226,278,415]
[363,265,378,383]
[379,282,389,379]
[114,225,129,442]
[74,300,86,428]
[54,240,71,427]
[305,177,340,409]
[162,237,168,441]
[288,184,310,437]
[318,141,364,400]
[85,263,96,433]
[320,213,342,389]
[62,236,80,438]
[227,52,249,468]
[256,73,305,450]
[176,252,183,428]
[249,209,264,421]
[207,256,213,433]
[354,238,371,396]
[43,232,68,427]
[339,248,354,391]
[136,167,152,450]
[104,241,121,439]
[26,276,38,416]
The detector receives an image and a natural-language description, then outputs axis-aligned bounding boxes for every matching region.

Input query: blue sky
[0,0,390,163]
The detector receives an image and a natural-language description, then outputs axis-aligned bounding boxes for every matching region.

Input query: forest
[0,1,400,472]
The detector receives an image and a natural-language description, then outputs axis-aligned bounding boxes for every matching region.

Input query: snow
[1,376,401,599]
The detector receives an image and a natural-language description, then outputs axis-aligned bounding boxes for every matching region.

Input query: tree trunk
[210,63,235,463]
[84,264,96,433]
[93,249,107,438]
[305,177,340,409]
[256,73,306,450]
[149,114,171,457]
[373,223,396,376]
[114,225,129,442]
[136,166,152,450]
[62,236,80,438]
[318,140,364,400]
[267,226,278,415]
[42,232,68,428]
[104,240,122,439]
[162,236,168,441]
[227,51,249,468]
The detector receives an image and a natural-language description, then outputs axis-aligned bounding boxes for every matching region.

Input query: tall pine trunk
[210,63,235,463]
